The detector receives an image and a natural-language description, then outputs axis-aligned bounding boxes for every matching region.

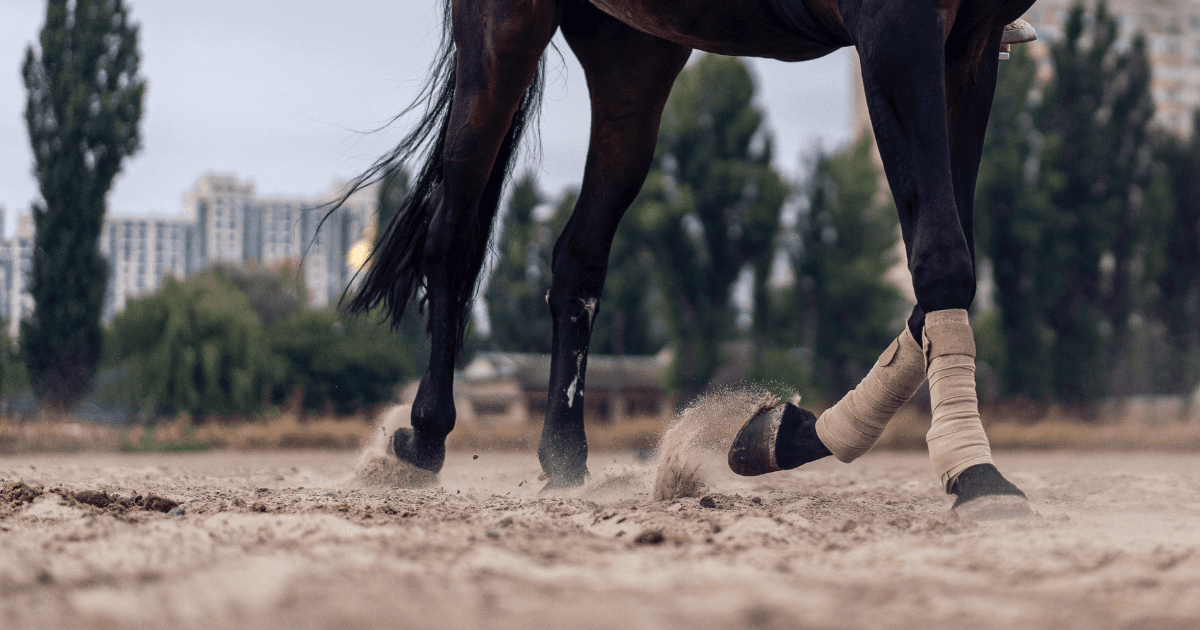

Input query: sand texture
[2,443,1200,629]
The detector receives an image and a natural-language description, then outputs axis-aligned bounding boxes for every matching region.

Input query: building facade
[0,173,378,338]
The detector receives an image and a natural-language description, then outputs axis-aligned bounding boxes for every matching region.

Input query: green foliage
[376,165,410,237]
[779,133,906,398]
[269,309,414,415]
[626,54,788,399]
[108,275,277,417]
[205,262,307,326]
[483,173,559,353]
[108,269,416,418]
[1157,111,1200,394]
[977,3,1170,402]
[746,347,819,404]
[20,0,145,409]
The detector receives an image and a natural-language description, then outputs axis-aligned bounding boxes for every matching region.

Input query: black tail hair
[331,0,546,331]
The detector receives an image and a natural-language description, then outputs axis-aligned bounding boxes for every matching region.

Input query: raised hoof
[388,427,446,474]
[728,402,825,476]
[951,463,1033,520]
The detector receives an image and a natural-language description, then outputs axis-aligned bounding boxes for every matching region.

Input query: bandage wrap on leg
[815,327,927,463]
[923,309,994,492]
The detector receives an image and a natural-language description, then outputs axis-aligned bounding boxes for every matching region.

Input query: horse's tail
[337,0,545,330]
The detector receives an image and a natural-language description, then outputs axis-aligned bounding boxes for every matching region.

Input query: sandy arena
[2,434,1199,630]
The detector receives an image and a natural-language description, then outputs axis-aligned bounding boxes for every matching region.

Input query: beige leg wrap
[923,309,994,492]
[815,326,927,463]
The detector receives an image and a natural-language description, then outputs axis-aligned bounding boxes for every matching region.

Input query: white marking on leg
[566,375,578,408]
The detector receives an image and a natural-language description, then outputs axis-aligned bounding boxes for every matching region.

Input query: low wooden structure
[403,350,673,427]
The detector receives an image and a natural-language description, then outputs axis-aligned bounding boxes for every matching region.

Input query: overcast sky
[0,0,854,238]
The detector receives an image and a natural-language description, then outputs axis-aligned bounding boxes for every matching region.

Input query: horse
[342,0,1038,517]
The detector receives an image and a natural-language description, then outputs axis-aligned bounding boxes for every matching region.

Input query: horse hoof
[950,463,1033,520]
[541,471,588,491]
[728,402,826,476]
[729,404,787,476]
[953,494,1034,520]
[388,427,446,474]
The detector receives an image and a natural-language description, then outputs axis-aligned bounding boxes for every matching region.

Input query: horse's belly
[586,0,849,61]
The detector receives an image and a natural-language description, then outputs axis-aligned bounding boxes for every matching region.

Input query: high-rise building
[0,173,378,338]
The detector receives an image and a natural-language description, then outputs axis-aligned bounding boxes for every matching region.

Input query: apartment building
[0,173,378,337]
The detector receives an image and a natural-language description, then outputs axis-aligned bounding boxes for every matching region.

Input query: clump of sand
[352,405,438,488]
[652,385,782,501]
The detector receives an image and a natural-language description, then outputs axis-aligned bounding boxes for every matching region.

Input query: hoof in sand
[355,455,438,488]
[950,463,1033,520]
[540,471,589,492]
[388,427,445,474]
[953,494,1034,520]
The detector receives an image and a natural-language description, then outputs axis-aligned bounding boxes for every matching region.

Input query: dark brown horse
[343,0,1037,511]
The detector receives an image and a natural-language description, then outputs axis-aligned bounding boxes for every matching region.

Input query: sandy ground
[2,438,1200,630]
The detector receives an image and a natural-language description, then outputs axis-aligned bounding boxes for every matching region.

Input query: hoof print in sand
[653,453,705,501]
[355,455,438,488]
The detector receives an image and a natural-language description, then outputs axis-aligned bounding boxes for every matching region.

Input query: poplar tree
[785,133,905,398]
[977,2,1165,402]
[21,0,145,409]
[627,54,788,400]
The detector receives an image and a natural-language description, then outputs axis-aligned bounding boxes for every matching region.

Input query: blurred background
[1,0,1198,454]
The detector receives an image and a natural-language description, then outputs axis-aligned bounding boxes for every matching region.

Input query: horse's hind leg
[397,0,560,473]
[537,5,691,488]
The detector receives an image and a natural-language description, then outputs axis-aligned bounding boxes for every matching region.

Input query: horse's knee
[911,247,975,313]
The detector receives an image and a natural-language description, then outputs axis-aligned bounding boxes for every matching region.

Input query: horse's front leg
[847,0,1029,517]
[538,6,690,488]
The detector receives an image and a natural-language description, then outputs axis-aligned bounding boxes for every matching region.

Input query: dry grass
[0,413,669,455]
[447,416,667,453]
[4,400,1200,455]
[874,397,1200,451]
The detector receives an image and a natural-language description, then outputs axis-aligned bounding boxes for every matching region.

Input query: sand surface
[2,445,1199,629]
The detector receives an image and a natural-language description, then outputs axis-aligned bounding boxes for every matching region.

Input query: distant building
[181,173,376,310]
[433,350,674,427]
[0,173,378,337]
[0,210,35,339]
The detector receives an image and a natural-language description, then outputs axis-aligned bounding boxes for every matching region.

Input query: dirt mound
[351,404,438,488]
[653,384,781,501]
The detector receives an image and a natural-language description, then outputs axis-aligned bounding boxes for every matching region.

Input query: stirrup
[999,18,1036,60]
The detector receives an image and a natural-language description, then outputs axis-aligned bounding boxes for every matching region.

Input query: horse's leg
[396,0,560,473]
[537,5,691,488]
[933,18,1031,516]
[843,0,1029,516]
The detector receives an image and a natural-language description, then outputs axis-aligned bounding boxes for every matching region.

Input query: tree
[21,0,145,409]
[626,54,788,400]
[483,173,558,353]
[207,262,308,326]
[108,275,277,417]
[977,3,1167,402]
[268,309,415,415]
[376,165,410,238]
[1158,111,1200,395]
[777,133,906,398]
